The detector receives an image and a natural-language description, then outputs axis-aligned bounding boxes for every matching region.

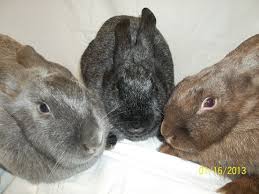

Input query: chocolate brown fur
[160,35,259,194]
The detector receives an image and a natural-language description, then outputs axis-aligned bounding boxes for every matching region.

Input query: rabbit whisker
[47,146,67,181]
[100,104,121,121]
[106,109,129,119]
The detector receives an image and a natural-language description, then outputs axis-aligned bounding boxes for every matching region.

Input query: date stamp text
[199,166,247,176]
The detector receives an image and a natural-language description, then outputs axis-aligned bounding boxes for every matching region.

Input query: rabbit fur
[160,34,259,194]
[81,8,174,147]
[0,34,109,183]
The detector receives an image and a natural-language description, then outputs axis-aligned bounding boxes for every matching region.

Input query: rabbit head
[0,42,108,183]
[161,34,259,154]
[102,8,166,140]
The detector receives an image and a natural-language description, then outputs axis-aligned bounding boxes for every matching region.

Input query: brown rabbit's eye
[39,103,50,113]
[202,97,216,108]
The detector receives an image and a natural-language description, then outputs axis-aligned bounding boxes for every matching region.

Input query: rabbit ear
[0,76,20,98]
[16,45,47,68]
[139,8,156,33]
[16,45,73,78]
[136,8,156,44]
[114,19,131,58]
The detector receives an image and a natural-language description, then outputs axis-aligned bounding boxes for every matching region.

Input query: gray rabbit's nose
[80,118,103,153]
[82,133,103,154]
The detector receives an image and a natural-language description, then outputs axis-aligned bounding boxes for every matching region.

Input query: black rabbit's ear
[16,45,47,68]
[138,8,156,38]
[114,19,131,51]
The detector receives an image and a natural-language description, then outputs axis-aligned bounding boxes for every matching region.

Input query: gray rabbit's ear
[114,19,131,54]
[137,8,156,41]
[0,77,20,98]
[16,45,47,68]
[16,45,73,78]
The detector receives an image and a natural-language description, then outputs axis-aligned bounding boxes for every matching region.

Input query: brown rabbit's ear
[137,8,156,40]
[16,45,47,68]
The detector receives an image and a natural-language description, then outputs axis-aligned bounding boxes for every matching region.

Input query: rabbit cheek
[190,111,236,150]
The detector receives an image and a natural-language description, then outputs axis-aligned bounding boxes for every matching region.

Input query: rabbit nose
[82,133,103,153]
[81,131,103,153]
[130,119,151,130]
[80,119,103,153]
[131,121,142,129]
[161,121,170,137]
[121,113,153,129]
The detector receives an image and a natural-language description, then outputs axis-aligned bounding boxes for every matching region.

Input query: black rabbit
[81,8,174,147]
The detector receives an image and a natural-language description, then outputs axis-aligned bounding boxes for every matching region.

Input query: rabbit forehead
[118,65,153,92]
[171,69,226,102]
[119,60,152,76]
[170,36,259,109]
[45,79,90,115]
[132,44,152,62]
[23,75,90,116]
[239,51,259,72]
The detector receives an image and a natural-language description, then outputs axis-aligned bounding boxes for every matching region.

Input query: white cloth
[0,170,14,193]
[4,139,230,194]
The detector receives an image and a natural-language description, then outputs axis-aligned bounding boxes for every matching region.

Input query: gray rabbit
[81,8,174,147]
[0,34,109,183]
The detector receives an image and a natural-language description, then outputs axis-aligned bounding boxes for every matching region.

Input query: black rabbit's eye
[39,103,50,113]
[202,97,216,108]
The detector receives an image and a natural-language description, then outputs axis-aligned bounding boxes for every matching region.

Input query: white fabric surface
[0,170,14,193]
[3,139,230,194]
[1,0,259,193]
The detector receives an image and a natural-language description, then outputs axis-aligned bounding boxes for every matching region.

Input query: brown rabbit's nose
[160,121,170,137]
[161,122,177,145]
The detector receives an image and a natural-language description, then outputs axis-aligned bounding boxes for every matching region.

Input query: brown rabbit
[160,34,259,194]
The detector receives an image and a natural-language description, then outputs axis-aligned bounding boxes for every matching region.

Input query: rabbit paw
[217,176,259,194]
[105,132,118,149]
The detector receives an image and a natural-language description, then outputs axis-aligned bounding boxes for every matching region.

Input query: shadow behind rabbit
[0,34,109,183]
[81,8,174,147]
[160,34,259,194]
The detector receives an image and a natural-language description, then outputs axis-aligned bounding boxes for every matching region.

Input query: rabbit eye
[39,103,50,113]
[202,97,216,108]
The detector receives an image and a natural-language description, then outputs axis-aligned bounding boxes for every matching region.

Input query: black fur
[81,8,174,147]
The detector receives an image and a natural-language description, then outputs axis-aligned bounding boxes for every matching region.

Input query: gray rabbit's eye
[39,103,50,113]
